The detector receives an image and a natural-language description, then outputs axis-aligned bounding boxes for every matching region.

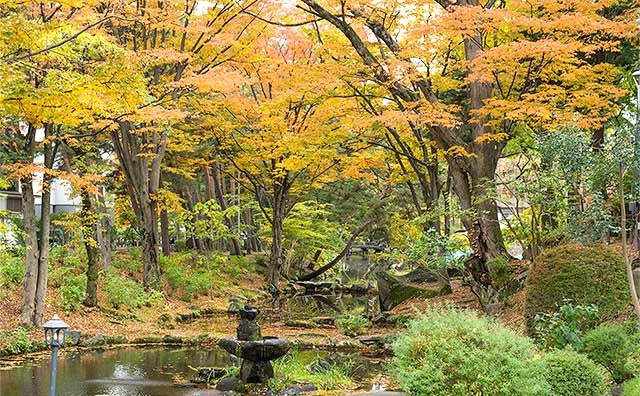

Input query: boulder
[66,330,81,346]
[216,377,240,392]
[80,334,107,347]
[376,271,446,311]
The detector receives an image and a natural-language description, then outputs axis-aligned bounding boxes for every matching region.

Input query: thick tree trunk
[82,191,100,307]
[20,125,54,326]
[20,176,39,325]
[141,199,162,289]
[34,150,52,325]
[111,121,165,290]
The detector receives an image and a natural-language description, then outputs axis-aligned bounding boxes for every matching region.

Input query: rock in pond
[216,377,240,392]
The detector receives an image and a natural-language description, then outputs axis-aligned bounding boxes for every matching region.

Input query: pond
[0,346,232,396]
[0,346,386,396]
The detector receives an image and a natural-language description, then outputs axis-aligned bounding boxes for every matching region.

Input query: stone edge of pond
[0,332,372,364]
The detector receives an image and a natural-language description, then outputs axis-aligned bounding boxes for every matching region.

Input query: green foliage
[112,250,143,275]
[59,274,87,311]
[176,200,238,242]
[391,309,549,396]
[387,214,469,271]
[0,328,41,356]
[161,251,227,302]
[533,300,599,350]
[540,349,610,396]
[269,351,352,392]
[622,377,640,396]
[524,244,629,333]
[259,201,344,275]
[0,248,23,287]
[580,324,640,383]
[487,256,521,302]
[103,268,162,310]
[335,314,369,337]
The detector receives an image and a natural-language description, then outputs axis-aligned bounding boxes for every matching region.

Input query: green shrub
[336,314,369,337]
[533,300,599,350]
[0,249,23,287]
[59,274,87,311]
[580,324,640,383]
[622,377,640,396]
[0,328,37,355]
[103,268,162,309]
[161,251,224,301]
[112,250,142,275]
[524,244,628,333]
[540,349,610,396]
[269,351,352,392]
[391,309,550,396]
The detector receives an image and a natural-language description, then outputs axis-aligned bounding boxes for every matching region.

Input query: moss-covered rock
[524,244,629,333]
[377,271,447,311]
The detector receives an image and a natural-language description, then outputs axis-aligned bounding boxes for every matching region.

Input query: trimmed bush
[622,377,640,396]
[524,244,628,333]
[391,309,550,396]
[540,349,610,396]
[580,324,640,383]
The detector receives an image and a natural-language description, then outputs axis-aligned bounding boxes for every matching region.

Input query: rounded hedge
[524,244,629,333]
[391,309,550,396]
[540,349,610,396]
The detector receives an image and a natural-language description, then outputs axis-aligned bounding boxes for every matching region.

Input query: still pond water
[0,347,234,396]
[0,346,382,396]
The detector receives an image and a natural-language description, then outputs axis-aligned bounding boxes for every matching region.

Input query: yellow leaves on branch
[2,163,102,195]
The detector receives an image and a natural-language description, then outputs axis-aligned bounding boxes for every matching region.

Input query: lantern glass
[42,315,69,348]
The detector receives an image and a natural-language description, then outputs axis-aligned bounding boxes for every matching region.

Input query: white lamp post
[43,315,69,396]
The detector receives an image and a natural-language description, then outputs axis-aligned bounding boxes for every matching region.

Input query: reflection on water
[0,346,232,396]
[0,346,387,396]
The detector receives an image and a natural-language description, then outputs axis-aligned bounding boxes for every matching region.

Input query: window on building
[6,197,22,212]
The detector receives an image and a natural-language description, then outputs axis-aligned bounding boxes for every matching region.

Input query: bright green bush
[269,351,352,392]
[161,251,226,301]
[59,274,87,311]
[391,309,550,396]
[622,377,640,396]
[540,349,610,396]
[0,328,40,356]
[580,324,640,383]
[524,244,628,333]
[336,314,369,337]
[104,268,162,309]
[0,249,23,287]
[533,300,599,350]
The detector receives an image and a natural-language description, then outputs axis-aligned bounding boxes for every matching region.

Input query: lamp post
[43,314,69,396]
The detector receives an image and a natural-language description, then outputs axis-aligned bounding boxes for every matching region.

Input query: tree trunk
[20,175,39,325]
[95,191,112,269]
[207,164,242,255]
[82,191,100,307]
[141,199,162,289]
[111,121,165,290]
[160,208,171,255]
[34,139,53,325]
[268,203,284,298]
